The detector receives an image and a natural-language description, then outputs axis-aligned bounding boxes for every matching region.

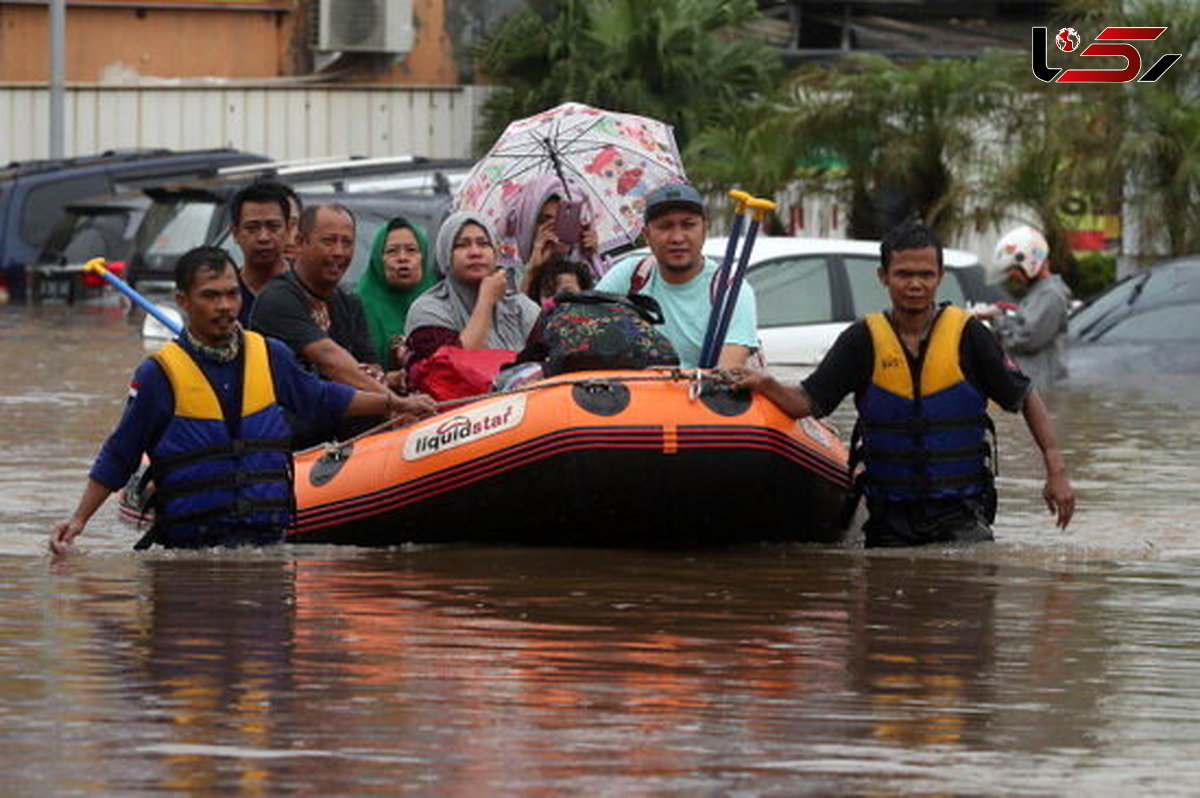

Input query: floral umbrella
[454,103,688,259]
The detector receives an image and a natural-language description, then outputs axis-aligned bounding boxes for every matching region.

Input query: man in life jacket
[730,221,1075,547]
[595,182,758,369]
[49,246,434,554]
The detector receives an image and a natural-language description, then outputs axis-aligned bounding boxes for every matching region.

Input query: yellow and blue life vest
[855,306,991,501]
[149,330,293,546]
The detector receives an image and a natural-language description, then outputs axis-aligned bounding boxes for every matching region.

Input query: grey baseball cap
[643,183,705,222]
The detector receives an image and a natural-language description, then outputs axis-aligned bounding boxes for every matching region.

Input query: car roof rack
[0,147,259,181]
[142,156,472,197]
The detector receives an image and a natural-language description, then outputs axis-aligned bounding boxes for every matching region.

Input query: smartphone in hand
[554,200,584,245]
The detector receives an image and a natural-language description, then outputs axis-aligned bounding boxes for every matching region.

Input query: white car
[702,236,995,366]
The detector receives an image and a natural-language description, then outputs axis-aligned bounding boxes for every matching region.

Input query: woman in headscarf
[405,211,540,353]
[356,217,438,370]
[505,174,602,299]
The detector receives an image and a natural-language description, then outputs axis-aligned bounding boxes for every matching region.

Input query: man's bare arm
[299,338,388,393]
[1021,390,1076,528]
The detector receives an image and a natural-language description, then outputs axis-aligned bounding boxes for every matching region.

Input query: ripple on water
[4,309,1200,792]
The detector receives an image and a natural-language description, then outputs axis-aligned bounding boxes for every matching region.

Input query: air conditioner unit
[316,0,413,54]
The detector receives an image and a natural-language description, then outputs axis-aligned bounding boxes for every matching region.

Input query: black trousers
[863,494,995,548]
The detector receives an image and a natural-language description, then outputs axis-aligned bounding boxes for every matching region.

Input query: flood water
[5,302,1200,794]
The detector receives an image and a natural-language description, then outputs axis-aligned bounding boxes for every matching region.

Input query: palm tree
[475,0,782,153]
[1061,0,1200,264]
[700,53,1004,241]
[974,50,1121,282]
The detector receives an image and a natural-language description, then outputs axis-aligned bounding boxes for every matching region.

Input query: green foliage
[974,50,1118,281]
[1016,0,1200,261]
[479,0,1200,266]
[688,53,1011,240]
[1068,252,1118,300]
[475,0,782,155]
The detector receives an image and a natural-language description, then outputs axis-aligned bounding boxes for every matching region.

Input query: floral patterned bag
[517,291,679,377]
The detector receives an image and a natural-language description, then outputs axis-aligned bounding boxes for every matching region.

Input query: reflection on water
[9,548,1200,793]
[5,304,1200,792]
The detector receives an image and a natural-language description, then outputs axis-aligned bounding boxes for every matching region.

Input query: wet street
[5,302,1200,794]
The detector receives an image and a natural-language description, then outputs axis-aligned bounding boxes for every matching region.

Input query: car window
[1098,303,1200,341]
[1069,273,1145,338]
[745,256,833,327]
[1132,265,1200,306]
[844,256,890,317]
[63,213,131,261]
[941,268,967,305]
[20,174,112,248]
[142,200,218,259]
[844,255,967,317]
[212,227,240,266]
[346,208,394,284]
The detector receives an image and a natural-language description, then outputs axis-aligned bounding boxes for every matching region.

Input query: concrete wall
[0,0,500,85]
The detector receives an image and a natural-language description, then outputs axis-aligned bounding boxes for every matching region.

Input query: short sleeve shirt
[801,309,1033,418]
[249,270,377,368]
[596,256,758,369]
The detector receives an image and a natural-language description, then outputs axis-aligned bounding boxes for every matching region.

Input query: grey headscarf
[405,211,540,349]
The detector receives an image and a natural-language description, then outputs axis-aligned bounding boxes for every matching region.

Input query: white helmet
[992,225,1049,281]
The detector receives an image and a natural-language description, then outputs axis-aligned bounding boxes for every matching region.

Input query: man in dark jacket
[49,246,433,554]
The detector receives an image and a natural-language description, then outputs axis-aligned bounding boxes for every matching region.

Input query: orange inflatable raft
[286,370,852,546]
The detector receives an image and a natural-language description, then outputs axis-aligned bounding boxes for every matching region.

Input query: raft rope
[300,368,722,456]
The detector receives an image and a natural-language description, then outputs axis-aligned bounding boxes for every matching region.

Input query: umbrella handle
[543,137,574,202]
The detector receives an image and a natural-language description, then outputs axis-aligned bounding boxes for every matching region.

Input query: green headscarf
[356,217,437,368]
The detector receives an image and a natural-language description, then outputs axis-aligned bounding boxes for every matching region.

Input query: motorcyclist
[975,225,1073,388]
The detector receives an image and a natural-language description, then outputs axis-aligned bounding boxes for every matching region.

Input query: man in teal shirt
[596,183,758,369]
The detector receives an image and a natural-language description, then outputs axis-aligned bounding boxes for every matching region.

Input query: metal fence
[0,84,485,164]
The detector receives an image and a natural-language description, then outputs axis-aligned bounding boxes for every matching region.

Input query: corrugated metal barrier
[0,84,484,163]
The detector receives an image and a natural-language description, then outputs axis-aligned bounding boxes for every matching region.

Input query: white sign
[402,394,528,461]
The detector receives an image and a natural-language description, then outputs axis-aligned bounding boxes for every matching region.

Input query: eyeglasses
[384,245,421,257]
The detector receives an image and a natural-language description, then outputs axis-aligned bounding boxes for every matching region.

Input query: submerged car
[727,237,998,366]
[0,147,268,300]
[27,192,149,303]
[1068,256,1200,374]
[127,157,471,292]
[615,236,999,366]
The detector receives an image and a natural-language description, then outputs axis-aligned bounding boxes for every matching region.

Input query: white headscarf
[405,211,540,349]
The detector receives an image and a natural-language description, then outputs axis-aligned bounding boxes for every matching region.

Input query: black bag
[517,290,679,377]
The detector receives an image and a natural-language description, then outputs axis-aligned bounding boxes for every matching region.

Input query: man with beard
[730,221,1075,547]
[595,183,758,369]
[49,246,434,553]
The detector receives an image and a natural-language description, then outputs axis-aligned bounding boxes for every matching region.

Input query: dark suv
[127,157,471,293]
[27,192,150,303]
[0,147,269,300]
